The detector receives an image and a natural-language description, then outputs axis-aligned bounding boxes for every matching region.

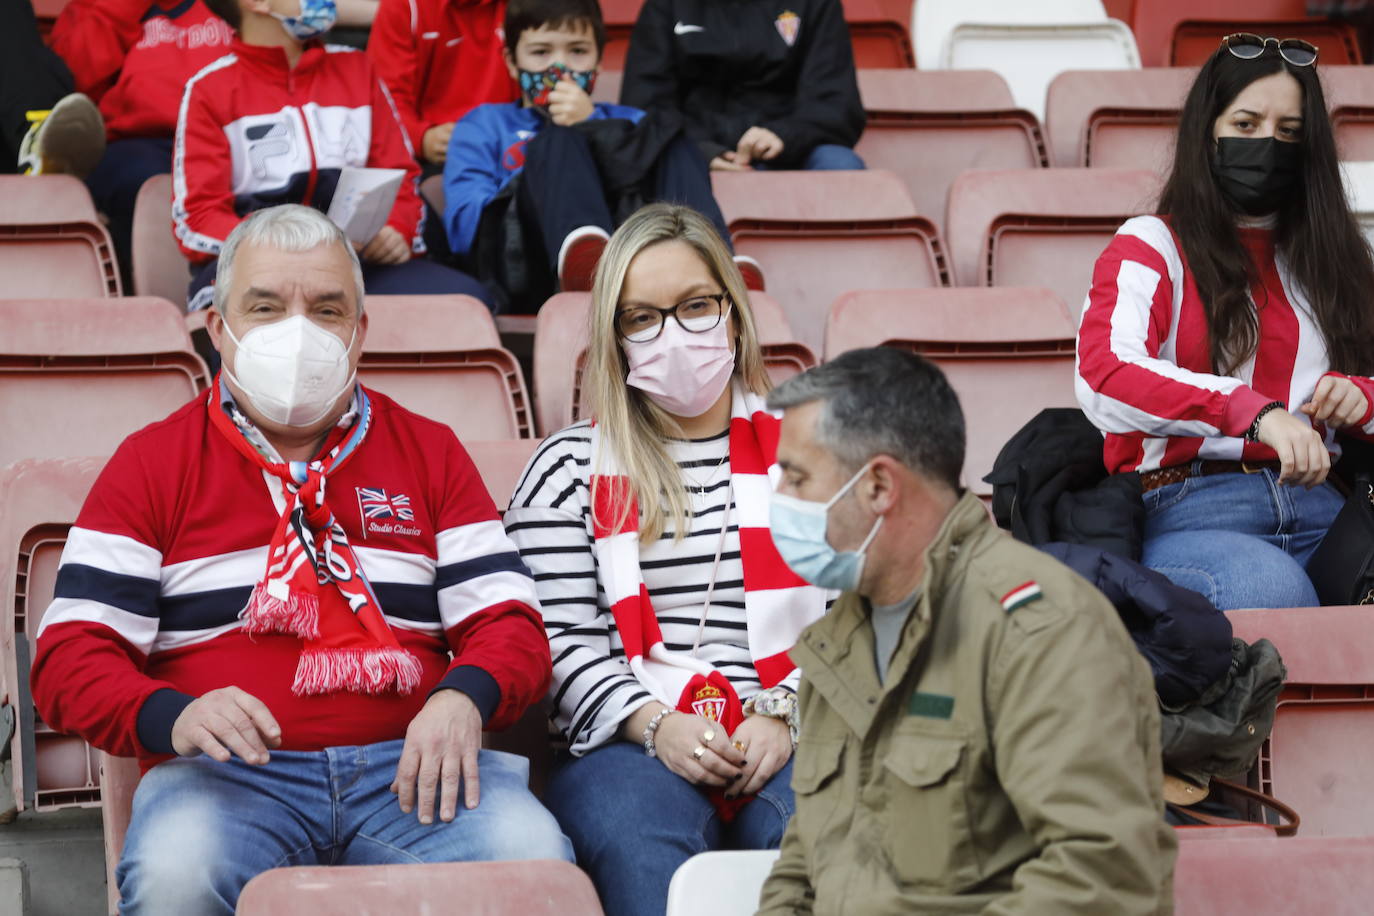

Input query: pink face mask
[623,309,736,418]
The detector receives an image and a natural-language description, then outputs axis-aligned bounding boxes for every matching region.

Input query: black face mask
[1211,136,1302,216]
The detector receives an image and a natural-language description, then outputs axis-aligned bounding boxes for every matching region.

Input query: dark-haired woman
[1076,34,1374,610]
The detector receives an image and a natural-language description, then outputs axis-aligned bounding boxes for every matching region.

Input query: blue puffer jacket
[1041,542,1233,707]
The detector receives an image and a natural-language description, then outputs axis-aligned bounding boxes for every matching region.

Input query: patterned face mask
[273,0,337,41]
[517,62,597,110]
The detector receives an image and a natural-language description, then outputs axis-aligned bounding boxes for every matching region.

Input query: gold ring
[733,740,746,752]
[702,728,716,744]
[692,745,706,760]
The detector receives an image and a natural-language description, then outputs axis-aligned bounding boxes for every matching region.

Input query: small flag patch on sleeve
[1001,581,1042,613]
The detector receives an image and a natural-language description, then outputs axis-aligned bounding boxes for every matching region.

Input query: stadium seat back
[1128,0,1312,66]
[1170,20,1360,67]
[1324,67,1374,161]
[913,0,1113,69]
[945,168,1159,316]
[131,174,189,307]
[824,287,1076,361]
[1226,606,1374,838]
[1341,161,1374,249]
[1045,68,1193,168]
[856,70,1047,232]
[463,439,544,512]
[0,458,107,819]
[359,295,533,440]
[0,297,209,466]
[714,171,947,354]
[0,175,121,297]
[666,850,781,916]
[237,860,605,914]
[1173,835,1374,915]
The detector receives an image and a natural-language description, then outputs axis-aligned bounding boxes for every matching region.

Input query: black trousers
[0,0,75,172]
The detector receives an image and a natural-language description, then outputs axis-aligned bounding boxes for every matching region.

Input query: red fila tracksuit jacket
[172,37,425,262]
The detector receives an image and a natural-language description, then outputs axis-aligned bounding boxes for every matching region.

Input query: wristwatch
[743,687,799,748]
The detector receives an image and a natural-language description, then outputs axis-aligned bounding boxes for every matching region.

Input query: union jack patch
[356,487,415,522]
[1000,581,1042,613]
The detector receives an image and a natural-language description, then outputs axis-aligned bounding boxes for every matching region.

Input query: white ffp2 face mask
[622,308,735,418]
[222,314,357,428]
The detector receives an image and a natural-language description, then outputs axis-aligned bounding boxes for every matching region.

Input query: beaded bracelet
[642,707,676,757]
[1245,401,1286,443]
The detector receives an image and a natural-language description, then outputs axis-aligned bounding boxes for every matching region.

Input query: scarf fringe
[241,583,322,640]
[291,647,424,696]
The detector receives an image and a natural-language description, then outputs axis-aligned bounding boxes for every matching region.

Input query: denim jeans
[544,741,795,916]
[756,144,865,171]
[116,741,572,915]
[1141,467,1343,610]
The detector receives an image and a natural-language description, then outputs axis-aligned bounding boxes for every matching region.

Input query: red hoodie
[367,0,517,155]
[172,38,425,262]
[52,0,236,141]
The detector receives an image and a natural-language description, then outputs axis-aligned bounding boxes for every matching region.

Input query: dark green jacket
[759,494,1177,914]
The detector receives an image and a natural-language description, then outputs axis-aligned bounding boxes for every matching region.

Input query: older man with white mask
[31,204,570,915]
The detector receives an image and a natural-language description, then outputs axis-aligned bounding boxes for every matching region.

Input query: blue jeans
[756,144,865,171]
[117,741,572,915]
[545,742,795,916]
[1142,467,1343,610]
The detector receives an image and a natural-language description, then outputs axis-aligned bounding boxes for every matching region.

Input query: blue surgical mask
[273,0,337,41]
[770,462,884,592]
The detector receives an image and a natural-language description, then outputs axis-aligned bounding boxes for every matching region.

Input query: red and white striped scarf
[589,386,826,727]
[209,376,423,696]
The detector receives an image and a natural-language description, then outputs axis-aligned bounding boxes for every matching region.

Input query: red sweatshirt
[30,387,551,771]
[51,0,235,141]
[172,38,425,262]
[367,0,517,154]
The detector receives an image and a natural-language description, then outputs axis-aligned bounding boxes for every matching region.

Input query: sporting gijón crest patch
[775,10,800,47]
[356,487,421,538]
[691,681,727,722]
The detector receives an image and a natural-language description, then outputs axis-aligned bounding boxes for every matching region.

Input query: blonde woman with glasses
[504,203,827,916]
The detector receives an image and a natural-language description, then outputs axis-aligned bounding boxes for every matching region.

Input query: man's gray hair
[767,347,966,490]
[213,205,366,314]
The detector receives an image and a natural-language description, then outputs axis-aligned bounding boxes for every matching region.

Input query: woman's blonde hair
[585,203,771,542]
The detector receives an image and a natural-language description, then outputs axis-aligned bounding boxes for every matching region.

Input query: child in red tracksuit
[179,0,490,310]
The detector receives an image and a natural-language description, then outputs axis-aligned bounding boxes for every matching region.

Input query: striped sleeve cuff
[431,665,502,725]
[1221,386,1276,438]
[136,688,197,755]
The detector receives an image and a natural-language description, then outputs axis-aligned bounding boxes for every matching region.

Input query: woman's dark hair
[201,0,241,31]
[1160,47,1374,375]
[504,0,607,58]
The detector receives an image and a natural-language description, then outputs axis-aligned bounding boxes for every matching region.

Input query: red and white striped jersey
[1076,215,1374,474]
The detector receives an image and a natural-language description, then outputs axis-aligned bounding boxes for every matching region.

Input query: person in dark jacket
[620,0,866,171]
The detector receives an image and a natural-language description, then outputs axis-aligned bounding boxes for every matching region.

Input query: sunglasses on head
[1221,33,1319,67]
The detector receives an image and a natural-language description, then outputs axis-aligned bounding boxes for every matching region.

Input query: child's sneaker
[734,254,766,291]
[557,225,611,292]
[18,93,106,178]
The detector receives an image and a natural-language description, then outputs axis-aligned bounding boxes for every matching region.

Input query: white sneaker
[18,92,105,178]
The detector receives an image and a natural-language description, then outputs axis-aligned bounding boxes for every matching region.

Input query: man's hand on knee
[170,686,282,765]
[390,689,482,824]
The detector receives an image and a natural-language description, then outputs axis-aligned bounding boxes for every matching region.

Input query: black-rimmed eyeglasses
[616,293,732,343]
[1221,33,1319,67]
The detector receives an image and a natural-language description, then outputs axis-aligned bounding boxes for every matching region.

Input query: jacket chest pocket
[791,738,846,843]
[879,733,980,890]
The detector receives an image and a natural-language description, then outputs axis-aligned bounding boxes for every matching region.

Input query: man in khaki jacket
[759,347,1177,914]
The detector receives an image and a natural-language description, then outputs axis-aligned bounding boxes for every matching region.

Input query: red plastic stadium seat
[823,288,1078,494]
[31,0,70,36]
[1128,0,1359,67]
[0,297,209,466]
[714,170,946,355]
[944,168,1159,316]
[360,295,534,439]
[0,175,122,297]
[0,457,108,822]
[236,860,605,915]
[464,439,543,511]
[856,70,1047,236]
[1044,68,1193,169]
[532,290,814,435]
[1170,20,1360,67]
[131,174,191,307]
[100,753,141,914]
[1174,836,1374,915]
[1321,66,1374,161]
[1226,605,1374,838]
